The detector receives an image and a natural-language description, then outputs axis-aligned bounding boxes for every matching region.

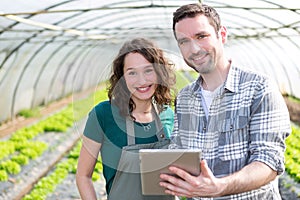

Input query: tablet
[139,149,201,195]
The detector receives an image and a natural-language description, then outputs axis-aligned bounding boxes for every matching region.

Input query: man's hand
[159,160,225,198]
[159,160,277,198]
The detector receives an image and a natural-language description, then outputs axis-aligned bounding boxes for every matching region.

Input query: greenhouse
[0,0,300,199]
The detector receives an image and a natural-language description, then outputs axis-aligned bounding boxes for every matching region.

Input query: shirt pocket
[217,116,249,161]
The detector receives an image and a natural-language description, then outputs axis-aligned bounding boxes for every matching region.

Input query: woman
[76,38,176,200]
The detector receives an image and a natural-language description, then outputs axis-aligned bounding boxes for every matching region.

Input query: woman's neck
[132,100,153,123]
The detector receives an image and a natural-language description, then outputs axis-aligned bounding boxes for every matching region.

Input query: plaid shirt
[173,66,291,199]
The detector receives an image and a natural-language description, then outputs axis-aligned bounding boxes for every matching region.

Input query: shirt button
[159,134,165,138]
[203,127,206,131]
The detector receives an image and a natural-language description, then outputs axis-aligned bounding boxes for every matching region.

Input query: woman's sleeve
[83,107,104,143]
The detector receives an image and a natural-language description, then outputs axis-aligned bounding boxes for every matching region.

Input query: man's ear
[219,26,227,43]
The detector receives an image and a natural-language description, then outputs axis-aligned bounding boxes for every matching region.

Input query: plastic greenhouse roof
[0,0,300,123]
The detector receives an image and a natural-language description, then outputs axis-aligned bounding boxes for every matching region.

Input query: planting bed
[0,119,84,200]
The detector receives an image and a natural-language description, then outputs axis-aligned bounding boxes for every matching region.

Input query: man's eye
[196,34,208,40]
[179,40,188,45]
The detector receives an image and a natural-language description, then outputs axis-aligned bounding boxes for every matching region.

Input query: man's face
[175,14,225,74]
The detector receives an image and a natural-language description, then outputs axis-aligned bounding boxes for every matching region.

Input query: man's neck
[201,60,231,91]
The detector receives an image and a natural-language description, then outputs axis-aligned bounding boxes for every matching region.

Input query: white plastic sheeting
[0,0,299,123]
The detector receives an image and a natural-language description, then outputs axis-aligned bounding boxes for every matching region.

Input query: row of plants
[285,124,300,183]
[19,86,109,199]
[0,106,77,181]
[0,85,107,189]
[22,141,103,200]
[0,140,48,180]
[18,88,107,199]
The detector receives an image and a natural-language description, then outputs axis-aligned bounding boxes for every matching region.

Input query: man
[159,3,291,199]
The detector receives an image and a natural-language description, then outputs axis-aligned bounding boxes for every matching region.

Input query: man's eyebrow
[177,31,208,41]
[195,32,206,36]
[177,37,189,42]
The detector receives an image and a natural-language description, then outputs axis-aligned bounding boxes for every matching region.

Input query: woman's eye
[128,71,136,76]
[145,69,154,74]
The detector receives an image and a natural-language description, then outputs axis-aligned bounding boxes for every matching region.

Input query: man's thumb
[200,159,212,177]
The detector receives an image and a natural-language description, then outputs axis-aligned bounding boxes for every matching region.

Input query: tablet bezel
[139,149,201,195]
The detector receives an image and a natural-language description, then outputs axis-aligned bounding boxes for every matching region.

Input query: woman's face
[123,52,157,103]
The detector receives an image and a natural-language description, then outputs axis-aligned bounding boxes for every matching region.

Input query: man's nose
[190,39,202,54]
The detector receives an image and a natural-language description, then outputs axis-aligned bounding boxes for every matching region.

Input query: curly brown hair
[173,3,221,39]
[107,37,176,117]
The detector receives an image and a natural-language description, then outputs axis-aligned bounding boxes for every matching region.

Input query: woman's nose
[137,72,147,84]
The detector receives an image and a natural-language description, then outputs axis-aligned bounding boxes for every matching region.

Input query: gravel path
[47,173,107,200]
[279,172,300,200]
[47,172,299,200]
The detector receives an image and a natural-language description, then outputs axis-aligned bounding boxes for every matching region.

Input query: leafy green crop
[0,170,8,181]
[175,70,193,91]
[11,155,29,165]
[0,141,15,160]
[285,125,300,183]
[22,141,102,200]
[0,160,21,175]
[189,70,199,80]
[18,108,41,118]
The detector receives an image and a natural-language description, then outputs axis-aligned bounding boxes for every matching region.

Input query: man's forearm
[218,161,277,196]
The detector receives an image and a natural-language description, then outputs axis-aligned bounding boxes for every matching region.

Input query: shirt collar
[224,64,240,93]
[191,61,240,94]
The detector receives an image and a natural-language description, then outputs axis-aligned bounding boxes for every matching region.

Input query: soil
[284,96,300,126]
[0,88,94,139]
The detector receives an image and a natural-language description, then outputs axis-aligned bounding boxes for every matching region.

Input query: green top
[83,100,174,194]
